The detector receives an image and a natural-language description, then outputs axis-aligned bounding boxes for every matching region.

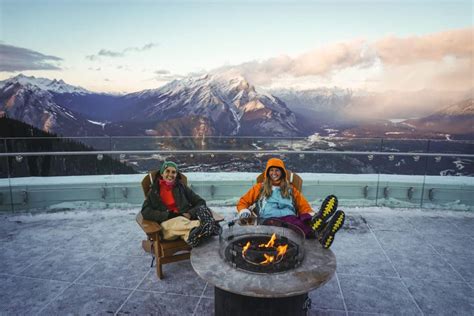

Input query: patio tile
[0,274,69,314]
[203,283,214,298]
[422,233,474,257]
[62,233,126,254]
[309,274,345,311]
[444,253,474,283]
[0,242,56,275]
[403,278,474,316]
[384,250,465,282]
[331,233,397,277]
[372,230,434,254]
[338,275,422,315]
[138,260,206,296]
[194,297,214,316]
[38,283,131,315]
[113,236,151,257]
[362,212,414,232]
[409,216,469,235]
[117,291,200,315]
[347,312,390,316]
[450,217,474,236]
[19,250,103,282]
[76,255,151,289]
[308,309,347,315]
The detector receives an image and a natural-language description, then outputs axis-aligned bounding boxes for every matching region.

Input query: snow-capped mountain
[0,74,90,95]
[0,79,106,136]
[402,99,474,138]
[270,87,352,112]
[125,73,300,136]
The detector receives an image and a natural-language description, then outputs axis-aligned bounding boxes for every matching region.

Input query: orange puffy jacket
[236,158,312,215]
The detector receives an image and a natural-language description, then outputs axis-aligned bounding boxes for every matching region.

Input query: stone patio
[0,207,473,315]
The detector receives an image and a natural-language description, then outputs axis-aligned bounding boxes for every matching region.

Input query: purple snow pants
[263,213,314,238]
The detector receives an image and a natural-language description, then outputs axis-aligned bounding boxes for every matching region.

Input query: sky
[0,0,472,94]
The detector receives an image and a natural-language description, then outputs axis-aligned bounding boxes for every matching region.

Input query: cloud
[375,28,473,65]
[152,69,184,81]
[154,69,170,75]
[0,44,62,72]
[86,42,158,61]
[224,27,473,90]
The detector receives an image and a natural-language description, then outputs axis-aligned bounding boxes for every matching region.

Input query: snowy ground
[0,207,473,315]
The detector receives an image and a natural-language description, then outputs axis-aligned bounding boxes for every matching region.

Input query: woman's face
[162,166,177,181]
[268,167,283,182]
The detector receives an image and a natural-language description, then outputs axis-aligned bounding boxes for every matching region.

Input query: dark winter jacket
[141,173,206,223]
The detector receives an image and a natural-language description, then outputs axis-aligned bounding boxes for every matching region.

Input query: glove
[239,209,251,219]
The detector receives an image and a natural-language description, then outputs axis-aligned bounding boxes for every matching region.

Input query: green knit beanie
[160,161,178,174]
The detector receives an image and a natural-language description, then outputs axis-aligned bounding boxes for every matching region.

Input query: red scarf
[159,179,178,213]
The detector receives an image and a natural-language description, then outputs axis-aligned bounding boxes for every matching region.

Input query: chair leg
[153,239,164,279]
[150,256,155,268]
[156,258,163,279]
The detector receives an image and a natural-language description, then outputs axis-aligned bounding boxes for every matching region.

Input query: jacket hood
[264,158,287,180]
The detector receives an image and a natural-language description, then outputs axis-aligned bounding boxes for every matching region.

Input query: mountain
[403,99,474,139]
[270,87,352,115]
[0,73,301,137]
[124,74,301,136]
[0,76,107,136]
[1,73,472,139]
[269,87,354,134]
[0,74,90,94]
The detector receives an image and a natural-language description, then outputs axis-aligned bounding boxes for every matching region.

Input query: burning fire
[242,233,289,265]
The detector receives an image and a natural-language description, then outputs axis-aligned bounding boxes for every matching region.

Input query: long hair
[262,173,291,199]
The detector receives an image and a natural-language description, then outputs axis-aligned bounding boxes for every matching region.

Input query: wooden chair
[243,170,303,224]
[136,170,223,279]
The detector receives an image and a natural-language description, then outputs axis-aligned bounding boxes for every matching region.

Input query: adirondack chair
[242,170,303,224]
[136,170,223,279]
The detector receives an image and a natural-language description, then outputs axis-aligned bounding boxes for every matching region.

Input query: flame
[276,244,288,259]
[259,233,276,248]
[260,253,275,265]
[241,233,289,266]
[242,241,251,256]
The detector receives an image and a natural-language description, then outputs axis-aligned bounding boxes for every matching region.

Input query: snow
[87,119,106,128]
[388,119,407,123]
[64,111,76,120]
[1,74,90,94]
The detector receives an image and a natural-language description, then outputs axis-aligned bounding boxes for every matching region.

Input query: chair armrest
[211,211,225,222]
[136,212,162,234]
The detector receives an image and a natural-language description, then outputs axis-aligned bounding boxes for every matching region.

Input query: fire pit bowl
[191,221,337,316]
[219,222,305,274]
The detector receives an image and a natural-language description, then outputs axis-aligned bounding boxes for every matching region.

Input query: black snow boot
[311,195,338,233]
[318,210,345,249]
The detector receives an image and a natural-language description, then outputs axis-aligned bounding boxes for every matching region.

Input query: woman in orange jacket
[237,158,345,249]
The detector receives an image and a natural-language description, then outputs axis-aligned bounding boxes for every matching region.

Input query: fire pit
[191,221,336,316]
[221,221,305,274]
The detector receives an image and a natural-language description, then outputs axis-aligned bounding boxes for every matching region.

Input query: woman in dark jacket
[141,161,218,247]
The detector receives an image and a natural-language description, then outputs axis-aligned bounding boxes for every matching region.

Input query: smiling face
[268,167,283,183]
[162,166,177,182]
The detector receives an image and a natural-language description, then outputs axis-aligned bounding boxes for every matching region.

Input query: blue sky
[0,0,472,93]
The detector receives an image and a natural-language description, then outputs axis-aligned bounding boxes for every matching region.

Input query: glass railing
[0,136,472,213]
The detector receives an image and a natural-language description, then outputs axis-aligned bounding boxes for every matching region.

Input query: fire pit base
[215,287,309,316]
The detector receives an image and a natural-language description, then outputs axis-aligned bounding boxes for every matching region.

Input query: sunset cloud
[0,44,62,72]
[86,42,159,61]
[225,27,473,92]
